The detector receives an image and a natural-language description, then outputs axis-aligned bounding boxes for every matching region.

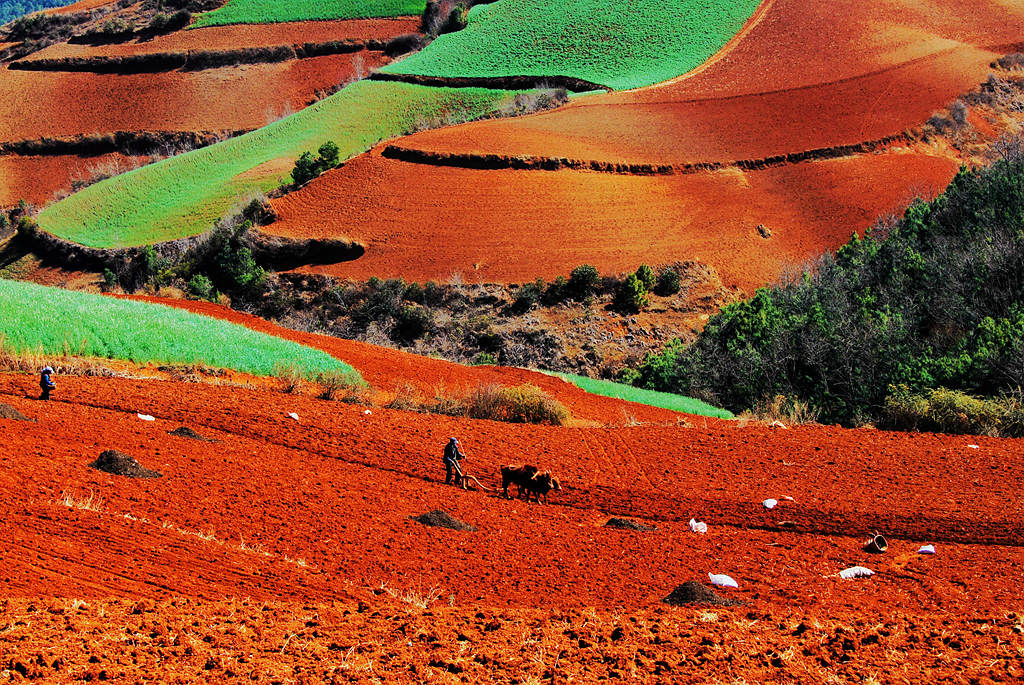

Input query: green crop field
[37,81,527,248]
[381,0,761,90]
[192,0,426,28]
[542,371,734,419]
[0,279,360,380]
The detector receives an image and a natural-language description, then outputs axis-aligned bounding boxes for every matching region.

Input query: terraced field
[0,152,142,207]
[192,0,426,28]
[380,0,762,90]
[0,279,358,379]
[36,81,530,247]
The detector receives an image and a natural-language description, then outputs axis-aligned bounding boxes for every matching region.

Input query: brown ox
[522,471,561,503]
[500,464,538,499]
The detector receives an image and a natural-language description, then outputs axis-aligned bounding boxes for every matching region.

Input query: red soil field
[0,152,141,207]
[394,47,996,166]
[25,16,420,59]
[127,295,698,427]
[40,0,116,14]
[0,371,1021,679]
[267,147,958,289]
[394,0,1024,166]
[0,53,384,142]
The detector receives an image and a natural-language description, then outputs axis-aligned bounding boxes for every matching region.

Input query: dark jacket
[443,440,464,464]
[40,372,55,390]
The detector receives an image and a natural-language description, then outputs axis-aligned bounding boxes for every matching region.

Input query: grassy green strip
[381,0,761,90]
[541,370,733,419]
[192,0,426,28]
[0,279,360,380]
[37,81,525,248]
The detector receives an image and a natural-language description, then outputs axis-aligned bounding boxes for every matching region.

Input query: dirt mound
[604,517,656,531]
[0,403,31,421]
[412,510,476,532]
[89,450,162,479]
[662,581,741,607]
[168,426,216,442]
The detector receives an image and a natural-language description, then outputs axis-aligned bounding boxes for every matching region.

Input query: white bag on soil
[708,573,738,588]
[763,498,778,510]
[137,413,155,421]
[287,412,299,421]
[918,544,936,555]
[839,566,874,579]
[689,519,708,534]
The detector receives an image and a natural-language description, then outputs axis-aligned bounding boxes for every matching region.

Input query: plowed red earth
[126,295,696,427]
[0,152,140,207]
[25,17,420,59]
[0,373,1021,680]
[268,147,958,289]
[0,53,382,141]
[393,0,1024,165]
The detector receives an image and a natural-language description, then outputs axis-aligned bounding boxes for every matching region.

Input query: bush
[568,264,600,300]
[615,273,649,313]
[473,352,497,366]
[463,383,569,425]
[290,140,340,186]
[513,278,544,312]
[655,266,681,296]
[274,362,303,393]
[882,385,1009,436]
[635,264,656,291]
[392,305,432,343]
[185,273,216,301]
[216,241,265,294]
[317,369,364,401]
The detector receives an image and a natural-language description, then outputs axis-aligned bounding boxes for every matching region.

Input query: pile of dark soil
[89,450,162,479]
[167,426,216,442]
[604,517,656,531]
[662,581,742,607]
[411,510,476,532]
[0,403,31,421]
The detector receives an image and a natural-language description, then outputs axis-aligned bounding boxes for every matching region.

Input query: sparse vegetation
[542,371,733,419]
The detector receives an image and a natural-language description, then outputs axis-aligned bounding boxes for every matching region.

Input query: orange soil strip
[125,295,699,427]
[0,152,141,207]
[41,0,116,14]
[267,148,958,290]
[395,47,996,166]
[26,16,420,59]
[0,53,386,141]
[1,373,1022,609]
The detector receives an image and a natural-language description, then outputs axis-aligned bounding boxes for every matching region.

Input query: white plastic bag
[287,412,299,421]
[839,566,874,579]
[769,420,788,429]
[918,544,936,555]
[689,518,708,534]
[137,413,155,422]
[708,572,738,588]
[763,498,778,510]
[363,409,372,415]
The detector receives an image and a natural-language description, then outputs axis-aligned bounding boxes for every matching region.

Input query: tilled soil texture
[167,426,216,442]
[268,147,958,289]
[125,295,700,427]
[0,402,32,421]
[0,53,385,142]
[0,373,1022,611]
[25,17,420,60]
[0,152,144,207]
[4,598,1022,682]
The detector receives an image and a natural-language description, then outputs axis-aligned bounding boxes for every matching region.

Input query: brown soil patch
[89,449,161,478]
[267,147,957,290]
[0,402,31,421]
[0,152,142,207]
[412,510,476,532]
[604,517,656,531]
[662,580,741,606]
[167,426,216,442]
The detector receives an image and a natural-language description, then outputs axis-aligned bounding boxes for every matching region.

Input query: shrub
[635,264,656,291]
[749,394,820,426]
[317,369,363,401]
[882,386,1009,436]
[392,305,432,343]
[513,278,544,312]
[615,273,649,313]
[101,269,119,292]
[463,383,568,425]
[655,266,681,296]
[473,352,497,366]
[291,140,341,185]
[544,276,568,304]
[568,264,600,300]
[274,362,303,393]
[185,273,216,301]
[216,241,265,294]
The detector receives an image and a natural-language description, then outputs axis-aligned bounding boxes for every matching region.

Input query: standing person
[39,366,56,401]
[442,437,467,487]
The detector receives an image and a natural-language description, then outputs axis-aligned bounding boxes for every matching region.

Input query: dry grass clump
[316,369,367,402]
[273,362,303,393]
[744,394,820,426]
[461,383,569,425]
[883,385,1024,437]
